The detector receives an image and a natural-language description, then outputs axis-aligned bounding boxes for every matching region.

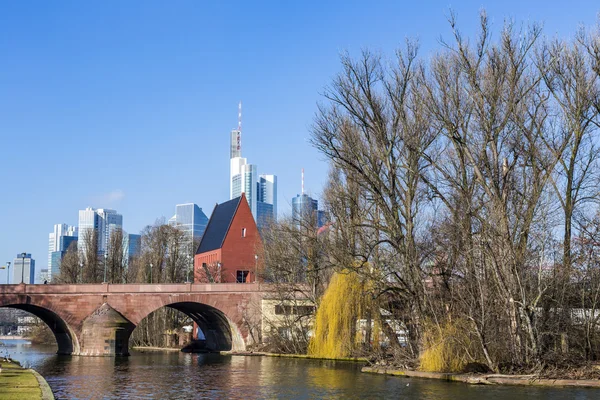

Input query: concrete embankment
[362,366,600,388]
[0,360,54,399]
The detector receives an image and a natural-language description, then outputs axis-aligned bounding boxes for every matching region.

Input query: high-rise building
[48,223,78,280]
[292,193,319,225]
[50,236,78,280]
[77,208,123,256]
[227,104,276,223]
[168,203,209,248]
[12,254,35,284]
[256,174,277,229]
[124,234,142,260]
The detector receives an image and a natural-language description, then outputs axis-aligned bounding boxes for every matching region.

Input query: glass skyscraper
[124,234,142,260]
[48,223,78,281]
[168,203,209,249]
[292,193,321,227]
[256,174,277,229]
[77,208,123,256]
[228,109,277,223]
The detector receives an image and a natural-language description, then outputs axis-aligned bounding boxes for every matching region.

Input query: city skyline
[2,1,598,283]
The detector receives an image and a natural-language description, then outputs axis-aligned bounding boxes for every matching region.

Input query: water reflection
[2,340,599,399]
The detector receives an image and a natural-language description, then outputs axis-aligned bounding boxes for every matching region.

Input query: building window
[241,228,246,238]
[236,270,249,283]
[275,305,315,316]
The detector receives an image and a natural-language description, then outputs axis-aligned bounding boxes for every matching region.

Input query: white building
[77,208,123,256]
[12,253,35,284]
[228,108,276,224]
[48,223,78,277]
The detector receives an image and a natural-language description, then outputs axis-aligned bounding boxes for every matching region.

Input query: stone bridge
[0,283,264,356]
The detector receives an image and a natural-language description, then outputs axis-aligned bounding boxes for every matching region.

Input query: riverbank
[223,351,368,362]
[0,360,54,399]
[132,346,180,352]
[362,366,600,388]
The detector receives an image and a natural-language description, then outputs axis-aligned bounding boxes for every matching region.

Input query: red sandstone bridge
[0,283,264,356]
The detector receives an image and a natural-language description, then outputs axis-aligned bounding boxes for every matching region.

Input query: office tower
[12,254,35,284]
[168,203,209,247]
[292,193,319,224]
[230,155,247,199]
[256,174,277,229]
[292,170,324,228]
[227,103,276,222]
[50,235,78,280]
[77,208,123,256]
[124,234,141,260]
[48,223,78,280]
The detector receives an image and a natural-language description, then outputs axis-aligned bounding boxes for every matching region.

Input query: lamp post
[103,253,107,284]
[5,262,10,284]
[186,255,192,283]
[149,263,153,284]
[79,262,83,284]
[20,253,27,284]
[254,254,258,283]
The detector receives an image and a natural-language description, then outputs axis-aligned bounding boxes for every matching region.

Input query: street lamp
[3,262,10,284]
[149,263,153,284]
[103,253,108,284]
[254,254,258,283]
[79,262,83,284]
[186,255,192,283]
[20,253,27,284]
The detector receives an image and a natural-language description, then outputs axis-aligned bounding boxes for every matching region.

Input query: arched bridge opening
[129,301,245,355]
[0,304,78,355]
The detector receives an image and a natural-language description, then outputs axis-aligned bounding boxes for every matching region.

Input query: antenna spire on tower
[301,168,305,195]
[238,101,242,132]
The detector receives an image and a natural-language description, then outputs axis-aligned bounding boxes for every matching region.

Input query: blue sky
[1,1,599,281]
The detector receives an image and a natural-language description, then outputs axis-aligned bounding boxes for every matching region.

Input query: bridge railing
[0,283,265,294]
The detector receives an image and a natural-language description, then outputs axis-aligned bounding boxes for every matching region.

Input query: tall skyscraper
[50,236,78,281]
[124,234,142,261]
[292,170,324,228]
[292,194,319,224]
[48,223,78,280]
[228,103,276,223]
[168,203,209,247]
[77,208,123,256]
[12,254,35,284]
[257,174,277,229]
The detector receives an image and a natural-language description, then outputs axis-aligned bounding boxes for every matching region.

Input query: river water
[1,339,598,399]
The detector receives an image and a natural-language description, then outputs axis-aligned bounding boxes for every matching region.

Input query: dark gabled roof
[195,195,243,254]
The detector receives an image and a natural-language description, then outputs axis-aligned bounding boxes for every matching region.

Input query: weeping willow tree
[308,270,374,358]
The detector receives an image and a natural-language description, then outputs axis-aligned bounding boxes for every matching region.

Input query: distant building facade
[50,235,78,281]
[168,203,209,250]
[292,194,319,225]
[228,106,277,224]
[48,223,78,280]
[125,234,142,260]
[78,208,123,256]
[12,253,35,284]
[256,174,277,229]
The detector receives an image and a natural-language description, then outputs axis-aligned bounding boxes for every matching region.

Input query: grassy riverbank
[0,360,54,399]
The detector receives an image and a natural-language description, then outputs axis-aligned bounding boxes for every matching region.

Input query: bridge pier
[79,303,134,356]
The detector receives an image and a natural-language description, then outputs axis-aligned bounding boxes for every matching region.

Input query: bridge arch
[131,300,246,352]
[0,304,79,355]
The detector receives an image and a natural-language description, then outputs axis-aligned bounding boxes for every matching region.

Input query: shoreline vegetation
[259,9,600,383]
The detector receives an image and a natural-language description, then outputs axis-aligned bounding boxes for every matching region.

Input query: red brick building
[194,194,262,283]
